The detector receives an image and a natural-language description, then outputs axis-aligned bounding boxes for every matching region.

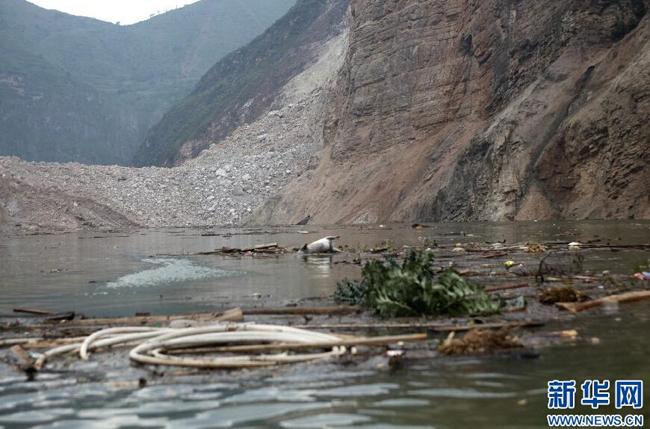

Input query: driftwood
[242,243,279,252]
[485,282,529,292]
[39,306,358,327]
[292,320,544,331]
[10,345,37,376]
[10,345,35,364]
[580,244,650,251]
[194,243,292,256]
[12,309,75,321]
[18,337,91,349]
[59,307,242,327]
[45,312,76,321]
[556,290,650,313]
[0,338,44,347]
[244,306,362,316]
[168,333,428,355]
[13,308,53,315]
[219,307,244,322]
[483,252,509,259]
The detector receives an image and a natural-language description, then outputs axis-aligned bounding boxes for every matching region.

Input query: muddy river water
[0,221,648,428]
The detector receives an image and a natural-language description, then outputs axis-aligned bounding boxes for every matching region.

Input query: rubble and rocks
[0,32,348,233]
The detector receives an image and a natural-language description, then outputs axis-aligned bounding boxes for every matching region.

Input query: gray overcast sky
[26,0,202,25]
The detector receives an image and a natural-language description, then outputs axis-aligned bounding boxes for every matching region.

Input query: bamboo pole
[291,320,544,331]
[20,337,95,349]
[54,306,360,327]
[484,282,529,292]
[244,306,362,316]
[13,308,53,315]
[167,333,427,355]
[0,338,43,347]
[556,290,650,313]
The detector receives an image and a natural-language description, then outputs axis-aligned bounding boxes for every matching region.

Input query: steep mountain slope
[0,1,349,233]
[254,0,650,224]
[0,0,295,165]
[134,0,350,167]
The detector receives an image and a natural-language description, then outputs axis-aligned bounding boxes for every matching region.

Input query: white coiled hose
[37,323,346,370]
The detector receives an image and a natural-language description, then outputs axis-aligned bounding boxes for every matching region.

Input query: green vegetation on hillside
[134,0,349,167]
[0,0,295,165]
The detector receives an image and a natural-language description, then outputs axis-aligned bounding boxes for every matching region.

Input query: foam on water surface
[106,258,236,289]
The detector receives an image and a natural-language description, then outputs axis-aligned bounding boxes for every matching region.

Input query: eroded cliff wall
[255,0,650,224]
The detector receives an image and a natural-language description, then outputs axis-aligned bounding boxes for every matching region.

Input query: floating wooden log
[292,320,544,331]
[485,282,529,292]
[169,333,428,355]
[43,306,359,327]
[13,308,53,315]
[244,306,362,316]
[556,290,650,313]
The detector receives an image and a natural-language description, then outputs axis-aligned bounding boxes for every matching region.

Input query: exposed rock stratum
[255,0,650,224]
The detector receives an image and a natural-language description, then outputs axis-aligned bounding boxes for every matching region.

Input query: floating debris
[196,243,293,256]
[438,329,523,356]
[26,316,427,371]
[539,286,588,305]
[556,290,650,313]
[334,250,501,318]
[300,236,340,254]
[525,243,547,253]
[568,242,582,251]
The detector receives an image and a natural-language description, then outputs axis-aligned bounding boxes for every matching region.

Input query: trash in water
[538,286,588,305]
[632,272,650,280]
[334,250,501,317]
[568,242,582,251]
[300,236,341,254]
[525,243,547,253]
[438,329,523,356]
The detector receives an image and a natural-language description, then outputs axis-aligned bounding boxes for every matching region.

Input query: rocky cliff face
[255,0,650,224]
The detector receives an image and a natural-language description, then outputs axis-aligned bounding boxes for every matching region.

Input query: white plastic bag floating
[300,236,340,254]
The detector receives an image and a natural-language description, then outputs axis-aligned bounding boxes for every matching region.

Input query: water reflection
[301,255,333,278]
